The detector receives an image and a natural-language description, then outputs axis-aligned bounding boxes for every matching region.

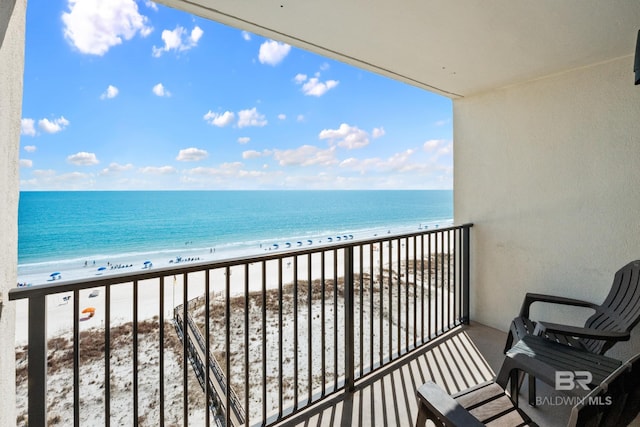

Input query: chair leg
[509,369,519,408]
[528,374,537,407]
[415,403,429,427]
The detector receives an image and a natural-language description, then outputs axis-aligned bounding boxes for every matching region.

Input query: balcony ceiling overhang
[158,0,640,98]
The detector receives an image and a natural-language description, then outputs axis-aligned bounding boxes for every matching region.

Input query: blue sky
[19,0,453,191]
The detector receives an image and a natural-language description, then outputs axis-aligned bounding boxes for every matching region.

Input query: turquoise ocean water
[18,190,452,283]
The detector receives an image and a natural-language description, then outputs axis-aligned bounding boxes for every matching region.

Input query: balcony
[11,223,567,426]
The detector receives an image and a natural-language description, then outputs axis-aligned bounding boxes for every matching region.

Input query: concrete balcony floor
[273,322,576,427]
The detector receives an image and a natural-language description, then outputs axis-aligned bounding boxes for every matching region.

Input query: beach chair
[504,260,640,356]
[415,352,640,427]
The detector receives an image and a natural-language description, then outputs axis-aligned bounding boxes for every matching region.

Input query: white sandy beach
[14,234,456,425]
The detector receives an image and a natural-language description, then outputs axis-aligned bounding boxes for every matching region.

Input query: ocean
[18,190,452,284]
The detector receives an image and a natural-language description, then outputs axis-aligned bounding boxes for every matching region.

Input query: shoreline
[14,231,453,346]
[17,220,453,287]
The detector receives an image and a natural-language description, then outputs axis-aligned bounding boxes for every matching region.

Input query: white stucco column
[0,0,25,425]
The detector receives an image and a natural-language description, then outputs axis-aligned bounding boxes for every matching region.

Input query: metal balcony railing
[10,223,472,426]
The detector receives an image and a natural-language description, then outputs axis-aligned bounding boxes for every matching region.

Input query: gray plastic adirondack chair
[504,260,640,355]
[415,352,640,427]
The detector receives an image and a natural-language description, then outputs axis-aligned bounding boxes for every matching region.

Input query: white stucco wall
[454,56,640,358]
[0,0,24,425]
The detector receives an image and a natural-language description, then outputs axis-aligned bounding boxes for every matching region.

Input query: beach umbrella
[97,266,106,271]
[81,307,96,318]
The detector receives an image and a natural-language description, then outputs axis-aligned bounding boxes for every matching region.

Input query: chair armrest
[535,321,630,341]
[416,381,484,427]
[496,352,560,391]
[519,292,598,318]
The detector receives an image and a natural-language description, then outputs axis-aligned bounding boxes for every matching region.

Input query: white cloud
[258,40,291,66]
[186,162,241,176]
[372,127,385,139]
[100,162,133,175]
[184,163,271,182]
[273,145,337,167]
[300,77,339,97]
[237,108,267,128]
[294,73,339,97]
[423,139,452,157]
[25,170,95,190]
[297,114,305,122]
[67,151,99,166]
[100,84,119,99]
[24,145,37,153]
[152,83,171,97]
[39,116,70,134]
[21,118,36,136]
[62,0,153,56]
[241,31,251,41]
[318,123,369,149]
[339,149,421,175]
[144,1,158,11]
[191,27,204,44]
[22,170,96,190]
[152,25,203,57]
[277,114,286,120]
[237,137,251,144]
[423,139,442,150]
[177,147,208,162]
[242,150,260,159]
[386,149,418,171]
[20,159,33,168]
[203,110,235,127]
[139,166,176,175]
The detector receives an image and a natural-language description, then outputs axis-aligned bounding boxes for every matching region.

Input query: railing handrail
[13,222,474,426]
[9,223,473,301]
